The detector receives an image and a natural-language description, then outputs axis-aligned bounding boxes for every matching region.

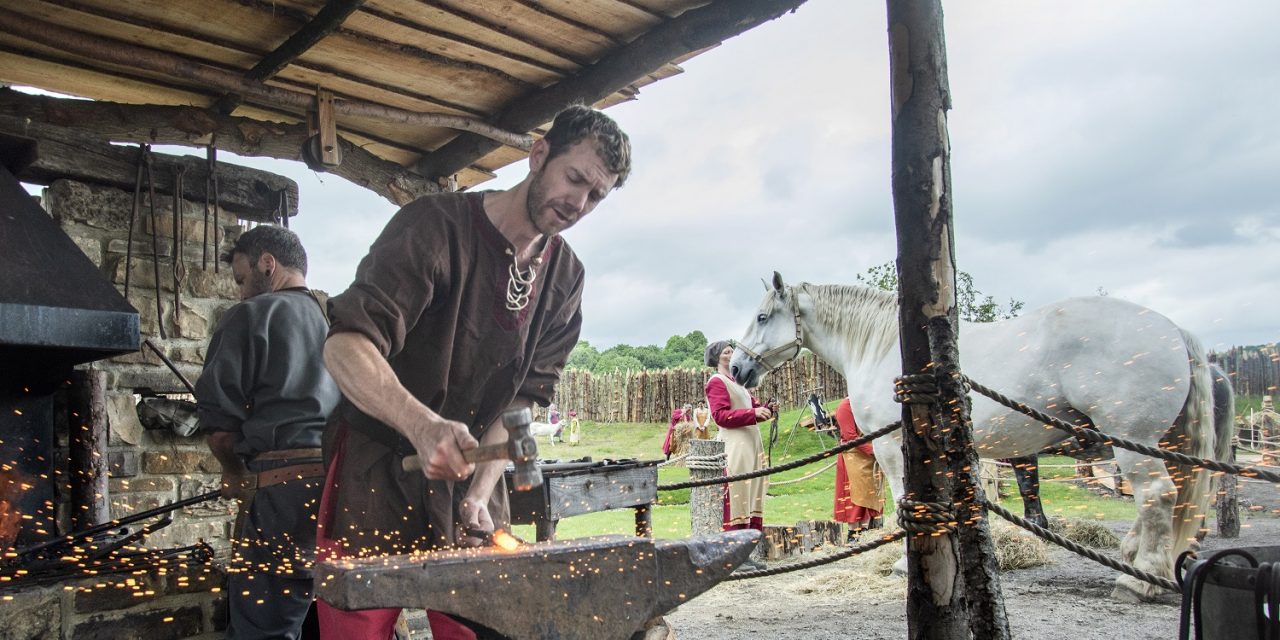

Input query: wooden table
[506,459,659,541]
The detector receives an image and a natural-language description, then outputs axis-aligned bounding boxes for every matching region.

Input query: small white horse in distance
[529,421,562,446]
[730,272,1231,601]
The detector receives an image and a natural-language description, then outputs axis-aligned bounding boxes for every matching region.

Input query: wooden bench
[506,459,659,541]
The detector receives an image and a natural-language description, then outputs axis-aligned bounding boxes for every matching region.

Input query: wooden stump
[688,439,725,537]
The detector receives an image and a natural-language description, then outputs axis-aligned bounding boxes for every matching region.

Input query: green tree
[594,351,645,372]
[566,340,600,370]
[856,261,1024,322]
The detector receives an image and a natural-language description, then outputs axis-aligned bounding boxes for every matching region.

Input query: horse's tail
[1168,329,1215,555]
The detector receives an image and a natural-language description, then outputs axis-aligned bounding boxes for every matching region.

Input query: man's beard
[245,268,272,299]
[524,168,570,237]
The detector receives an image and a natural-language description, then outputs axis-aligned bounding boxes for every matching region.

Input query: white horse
[730,273,1227,601]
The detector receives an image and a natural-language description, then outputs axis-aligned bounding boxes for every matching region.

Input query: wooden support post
[68,369,109,531]
[886,1,1010,638]
[1216,444,1240,538]
[688,439,726,536]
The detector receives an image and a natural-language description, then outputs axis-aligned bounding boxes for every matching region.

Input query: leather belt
[227,461,326,495]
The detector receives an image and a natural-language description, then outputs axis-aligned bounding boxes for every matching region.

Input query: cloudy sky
[236,0,1278,353]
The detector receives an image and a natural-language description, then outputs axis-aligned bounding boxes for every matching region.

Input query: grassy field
[511,403,1141,540]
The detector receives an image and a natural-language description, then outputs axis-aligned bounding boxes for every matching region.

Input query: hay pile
[990,522,1050,570]
[1048,516,1121,548]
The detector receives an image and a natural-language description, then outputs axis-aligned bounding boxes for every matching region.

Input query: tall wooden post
[688,439,726,536]
[885,2,1010,638]
[68,369,109,530]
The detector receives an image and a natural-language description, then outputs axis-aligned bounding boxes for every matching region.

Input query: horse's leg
[1005,454,1048,529]
[873,436,909,576]
[1111,450,1177,602]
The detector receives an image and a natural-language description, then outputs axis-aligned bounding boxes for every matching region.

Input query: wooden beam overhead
[0,8,533,149]
[0,89,440,206]
[246,0,368,81]
[416,0,809,180]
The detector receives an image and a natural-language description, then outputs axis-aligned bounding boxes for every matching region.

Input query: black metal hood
[0,134,138,367]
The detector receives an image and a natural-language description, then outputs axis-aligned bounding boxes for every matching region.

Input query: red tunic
[833,398,883,528]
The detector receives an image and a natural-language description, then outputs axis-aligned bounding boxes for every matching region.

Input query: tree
[594,351,645,372]
[857,261,1023,322]
[567,340,600,371]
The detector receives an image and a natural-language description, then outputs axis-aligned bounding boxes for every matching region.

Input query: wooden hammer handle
[400,444,507,472]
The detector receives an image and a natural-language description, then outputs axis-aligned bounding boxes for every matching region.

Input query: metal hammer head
[502,407,542,491]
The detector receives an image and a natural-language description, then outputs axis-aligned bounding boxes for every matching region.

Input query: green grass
[513,406,1152,540]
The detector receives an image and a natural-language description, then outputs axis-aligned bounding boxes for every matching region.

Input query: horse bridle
[735,286,805,374]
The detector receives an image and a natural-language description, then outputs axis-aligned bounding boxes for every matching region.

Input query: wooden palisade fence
[1213,344,1279,396]
[553,352,846,423]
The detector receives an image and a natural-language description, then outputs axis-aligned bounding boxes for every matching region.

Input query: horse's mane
[795,283,900,364]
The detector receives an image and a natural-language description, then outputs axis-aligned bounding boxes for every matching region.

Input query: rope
[964,375,1280,484]
[657,421,902,491]
[727,530,908,581]
[897,499,958,536]
[771,461,837,486]
[657,453,690,468]
[991,459,1116,470]
[684,452,726,471]
[982,498,1176,592]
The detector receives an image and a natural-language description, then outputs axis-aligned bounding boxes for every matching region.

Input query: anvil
[315,530,759,640]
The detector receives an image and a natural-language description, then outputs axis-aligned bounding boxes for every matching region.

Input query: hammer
[401,407,543,491]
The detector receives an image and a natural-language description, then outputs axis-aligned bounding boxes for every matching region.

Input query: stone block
[145,215,221,246]
[73,564,225,614]
[108,450,140,478]
[109,476,175,494]
[0,587,61,640]
[174,303,211,339]
[107,392,145,446]
[45,180,133,231]
[107,238,174,260]
[70,605,203,640]
[114,256,175,293]
[143,450,219,475]
[110,492,166,520]
[185,268,237,300]
[179,477,221,501]
[114,365,202,395]
[144,517,233,549]
[70,233,104,267]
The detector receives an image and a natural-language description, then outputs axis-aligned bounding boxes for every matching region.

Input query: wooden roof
[0,0,805,203]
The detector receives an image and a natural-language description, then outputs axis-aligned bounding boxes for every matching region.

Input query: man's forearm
[323,331,440,438]
[465,398,532,505]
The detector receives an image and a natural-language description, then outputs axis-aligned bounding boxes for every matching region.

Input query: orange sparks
[492,530,521,552]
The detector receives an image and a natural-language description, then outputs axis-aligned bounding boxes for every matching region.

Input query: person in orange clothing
[833,397,884,543]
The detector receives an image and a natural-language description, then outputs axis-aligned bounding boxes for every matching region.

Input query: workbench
[506,458,660,541]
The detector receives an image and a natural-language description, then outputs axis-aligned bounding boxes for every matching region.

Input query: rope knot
[894,373,939,405]
[896,498,958,536]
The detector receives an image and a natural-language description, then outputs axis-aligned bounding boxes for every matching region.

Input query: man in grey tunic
[196,225,340,640]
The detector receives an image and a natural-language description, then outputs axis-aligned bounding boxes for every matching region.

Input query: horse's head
[731,272,805,389]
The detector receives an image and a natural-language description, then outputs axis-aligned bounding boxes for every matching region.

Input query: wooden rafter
[0,8,533,149]
[0,89,439,206]
[245,0,368,81]
[416,0,809,180]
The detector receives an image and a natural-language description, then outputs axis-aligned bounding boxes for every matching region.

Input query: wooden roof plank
[417,0,808,180]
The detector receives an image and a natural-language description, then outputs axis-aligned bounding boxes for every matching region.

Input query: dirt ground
[663,478,1280,640]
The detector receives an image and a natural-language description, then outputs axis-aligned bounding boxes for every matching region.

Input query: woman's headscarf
[704,339,732,368]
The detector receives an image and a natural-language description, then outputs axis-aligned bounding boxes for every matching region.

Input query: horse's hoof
[891,557,908,578]
[1111,577,1165,603]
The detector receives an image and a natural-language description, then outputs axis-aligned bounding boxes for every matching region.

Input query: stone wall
[1,154,292,639]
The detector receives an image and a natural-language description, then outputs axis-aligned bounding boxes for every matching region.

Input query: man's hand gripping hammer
[400,407,543,491]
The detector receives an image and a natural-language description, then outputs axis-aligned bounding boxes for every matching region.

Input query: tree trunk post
[885,1,1010,638]
[688,439,726,536]
[1216,444,1240,538]
[68,369,109,531]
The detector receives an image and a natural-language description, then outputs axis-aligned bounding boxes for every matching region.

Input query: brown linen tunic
[324,191,584,555]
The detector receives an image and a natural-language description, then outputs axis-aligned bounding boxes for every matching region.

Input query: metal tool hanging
[142,148,166,339]
[205,144,220,273]
[172,165,187,329]
[124,143,147,299]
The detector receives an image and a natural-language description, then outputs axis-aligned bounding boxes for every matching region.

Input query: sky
[173,1,1280,353]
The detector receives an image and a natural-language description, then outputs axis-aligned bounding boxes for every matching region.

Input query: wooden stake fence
[553,353,846,423]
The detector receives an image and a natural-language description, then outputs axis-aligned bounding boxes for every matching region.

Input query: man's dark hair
[543,105,632,188]
[222,225,308,275]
